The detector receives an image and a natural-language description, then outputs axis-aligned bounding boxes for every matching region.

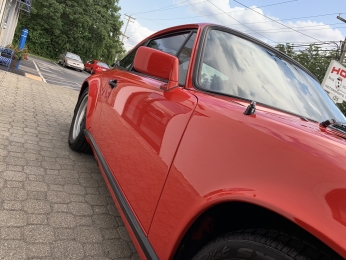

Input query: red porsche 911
[68,23,346,260]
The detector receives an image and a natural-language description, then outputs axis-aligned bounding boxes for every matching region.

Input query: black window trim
[176,31,196,58]
[118,29,197,72]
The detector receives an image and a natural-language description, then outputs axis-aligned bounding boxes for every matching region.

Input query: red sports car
[84,59,110,74]
[68,23,346,260]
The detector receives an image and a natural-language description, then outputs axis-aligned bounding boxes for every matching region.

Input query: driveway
[0,71,139,259]
[16,56,90,90]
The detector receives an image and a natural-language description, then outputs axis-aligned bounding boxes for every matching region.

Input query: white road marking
[33,60,47,83]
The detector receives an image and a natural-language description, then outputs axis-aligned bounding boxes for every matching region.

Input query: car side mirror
[134,46,179,91]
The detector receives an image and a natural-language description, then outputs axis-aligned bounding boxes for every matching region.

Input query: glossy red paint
[134,46,179,87]
[149,92,346,259]
[76,23,346,259]
[84,59,110,74]
[93,68,197,234]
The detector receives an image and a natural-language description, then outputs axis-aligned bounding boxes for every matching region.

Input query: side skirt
[84,130,158,260]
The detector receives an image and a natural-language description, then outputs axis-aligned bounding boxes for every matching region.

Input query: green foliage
[13,0,125,64]
[275,43,340,83]
[6,44,28,60]
[276,43,346,116]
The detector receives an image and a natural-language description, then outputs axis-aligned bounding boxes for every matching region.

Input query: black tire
[68,88,92,153]
[63,61,66,67]
[192,229,341,260]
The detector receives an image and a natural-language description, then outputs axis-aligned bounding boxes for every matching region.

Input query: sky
[117,0,346,52]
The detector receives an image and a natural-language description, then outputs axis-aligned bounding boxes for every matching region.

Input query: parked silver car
[58,52,84,72]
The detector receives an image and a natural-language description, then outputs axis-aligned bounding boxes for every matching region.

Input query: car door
[95,31,198,233]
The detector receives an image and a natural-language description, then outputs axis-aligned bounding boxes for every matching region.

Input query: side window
[147,33,191,56]
[177,33,196,86]
[118,50,137,70]
[90,60,94,64]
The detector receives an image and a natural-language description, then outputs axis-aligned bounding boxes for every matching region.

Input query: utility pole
[114,14,135,62]
[121,14,135,43]
[337,15,346,63]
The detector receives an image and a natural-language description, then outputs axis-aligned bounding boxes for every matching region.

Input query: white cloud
[121,20,155,51]
[121,0,344,51]
[175,0,344,44]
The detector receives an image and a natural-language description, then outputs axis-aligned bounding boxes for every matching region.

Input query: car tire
[191,229,340,260]
[68,88,92,153]
[63,61,66,68]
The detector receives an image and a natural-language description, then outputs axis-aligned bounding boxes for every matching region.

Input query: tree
[276,43,346,116]
[275,43,340,83]
[13,0,125,64]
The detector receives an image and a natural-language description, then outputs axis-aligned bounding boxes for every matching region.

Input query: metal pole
[337,16,346,63]
[121,14,135,43]
[340,38,346,64]
[115,14,135,62]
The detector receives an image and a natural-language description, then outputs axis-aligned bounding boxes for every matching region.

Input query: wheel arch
[78,79,100,130]
[173,200,341,259]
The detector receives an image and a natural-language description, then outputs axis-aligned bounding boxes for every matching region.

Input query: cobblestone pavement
[0,71,139,259]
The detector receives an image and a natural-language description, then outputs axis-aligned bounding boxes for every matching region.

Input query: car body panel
[77,23,346,259]
[149,92,346,259]
[92,68,198,233]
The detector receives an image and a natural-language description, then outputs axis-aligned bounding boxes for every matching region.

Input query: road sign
[321,60,346,103]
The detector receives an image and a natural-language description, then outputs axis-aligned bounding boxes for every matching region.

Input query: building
[0,0,31,46]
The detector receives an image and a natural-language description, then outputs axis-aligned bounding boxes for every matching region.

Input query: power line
[130,0,205,15]
[205,0,277,43]
[242,25,346,34]
[136,0,300,21]
[233,0,327,44]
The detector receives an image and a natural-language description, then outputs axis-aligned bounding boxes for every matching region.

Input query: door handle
[109,79,117,89]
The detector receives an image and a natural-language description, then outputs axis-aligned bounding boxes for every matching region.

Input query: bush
[6,44,29,60]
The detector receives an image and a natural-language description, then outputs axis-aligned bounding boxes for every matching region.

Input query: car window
[66,53,82,62]
[118,50,137,70]
[90,60,94,64]
[147,32,191,56]
[177,32,196,86]
[97,62,109,68]
[197,29,346,122]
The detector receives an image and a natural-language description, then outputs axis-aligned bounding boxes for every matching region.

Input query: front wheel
[68,88,92,153]
[192,229,339,260]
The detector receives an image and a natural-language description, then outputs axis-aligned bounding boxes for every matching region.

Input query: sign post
[16,29,28,70]
[321,60,346,103]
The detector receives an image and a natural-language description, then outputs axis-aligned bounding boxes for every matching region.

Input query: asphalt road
[18,56,90,91]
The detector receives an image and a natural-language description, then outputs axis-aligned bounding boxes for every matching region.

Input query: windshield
[97,61,109,68]
[66,53,82,62]
[198,29,346,123]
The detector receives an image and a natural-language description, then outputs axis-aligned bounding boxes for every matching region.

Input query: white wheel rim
[72,95,88,140]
